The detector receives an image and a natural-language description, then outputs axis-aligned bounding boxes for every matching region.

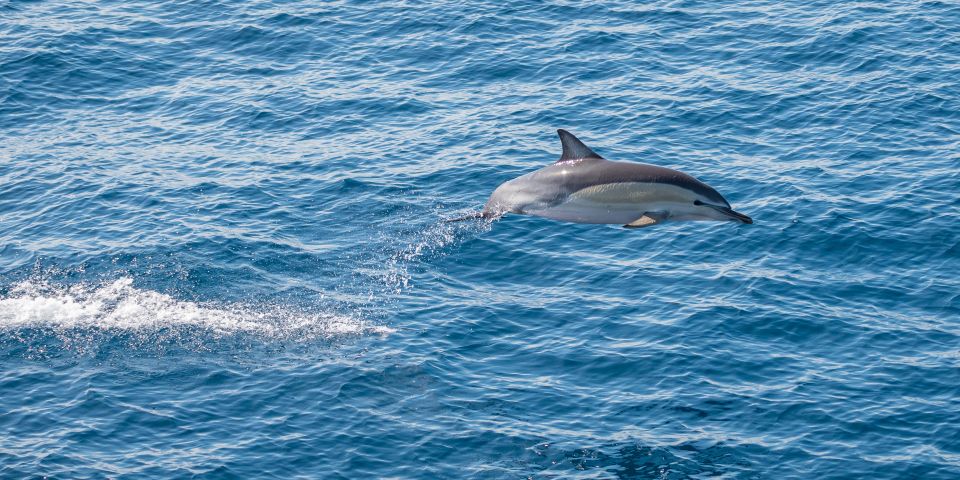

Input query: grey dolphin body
[473,129,751,228]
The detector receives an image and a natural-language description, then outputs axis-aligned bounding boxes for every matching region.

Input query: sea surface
[1,1,959,478]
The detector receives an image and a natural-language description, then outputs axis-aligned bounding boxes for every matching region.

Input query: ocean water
[1,0,958,478]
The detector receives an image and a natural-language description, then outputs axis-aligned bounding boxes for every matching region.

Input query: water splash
[381,210,492,294]
[0,277,394,340]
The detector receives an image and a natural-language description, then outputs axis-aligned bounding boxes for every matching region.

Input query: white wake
[0,278,393,339]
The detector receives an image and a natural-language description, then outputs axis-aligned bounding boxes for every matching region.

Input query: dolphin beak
[722,207,752,224]
[694,200,753,224]
[701,204,752,224]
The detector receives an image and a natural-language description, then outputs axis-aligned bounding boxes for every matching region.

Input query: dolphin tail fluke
[444,211,490,223]
[446,210,507,223]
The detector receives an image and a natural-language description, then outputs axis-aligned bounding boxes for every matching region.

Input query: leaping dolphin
[455,129,752,228]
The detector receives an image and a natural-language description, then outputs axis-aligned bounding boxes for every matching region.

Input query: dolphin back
[558,159,731,207]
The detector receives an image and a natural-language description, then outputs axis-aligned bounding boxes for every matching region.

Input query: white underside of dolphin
[457,129,751,228]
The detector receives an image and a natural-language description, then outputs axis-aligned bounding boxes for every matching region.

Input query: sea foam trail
[0,278,393,339]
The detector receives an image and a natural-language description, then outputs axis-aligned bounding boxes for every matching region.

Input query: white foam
[0,278,394,339]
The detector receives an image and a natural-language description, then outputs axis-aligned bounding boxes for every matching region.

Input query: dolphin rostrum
[457,129,752,228]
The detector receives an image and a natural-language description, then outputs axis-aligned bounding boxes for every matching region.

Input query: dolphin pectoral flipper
[623,212,667,229]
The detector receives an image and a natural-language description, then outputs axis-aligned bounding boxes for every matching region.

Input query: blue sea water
[1,0,959,477]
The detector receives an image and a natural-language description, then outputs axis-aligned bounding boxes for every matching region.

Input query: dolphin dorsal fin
[557,129,603,162]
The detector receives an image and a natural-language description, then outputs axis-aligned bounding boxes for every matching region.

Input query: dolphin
[455,129,752,228]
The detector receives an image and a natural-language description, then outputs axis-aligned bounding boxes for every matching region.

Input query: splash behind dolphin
[459,129,752,228]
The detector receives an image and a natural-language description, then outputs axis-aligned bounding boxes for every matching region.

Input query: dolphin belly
[527,199,641,224]
[526,182,700,224]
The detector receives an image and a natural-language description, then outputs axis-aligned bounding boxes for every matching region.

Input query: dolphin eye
[693,200,704,206]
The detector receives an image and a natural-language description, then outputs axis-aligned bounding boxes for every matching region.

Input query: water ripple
[2,0,959,478]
